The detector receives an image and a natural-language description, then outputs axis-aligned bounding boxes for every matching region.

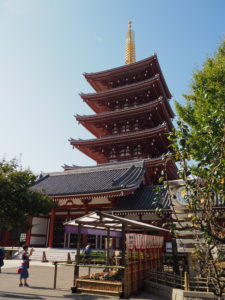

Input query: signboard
[127,233,164,250]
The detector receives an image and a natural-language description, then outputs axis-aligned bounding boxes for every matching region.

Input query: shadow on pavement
[0,292,43,299]
[0,291,111,300]
[1,272,18,275]
[30,286,57,290]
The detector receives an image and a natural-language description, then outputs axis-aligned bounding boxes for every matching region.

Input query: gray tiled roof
[31,160,145,196]
[113,185,169,211]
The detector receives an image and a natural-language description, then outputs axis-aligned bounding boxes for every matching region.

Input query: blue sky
[0,0,224,173]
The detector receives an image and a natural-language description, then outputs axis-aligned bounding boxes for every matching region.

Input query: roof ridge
[48,160,144,176]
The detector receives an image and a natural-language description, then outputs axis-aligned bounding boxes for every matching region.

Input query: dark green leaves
[0,159,56,230]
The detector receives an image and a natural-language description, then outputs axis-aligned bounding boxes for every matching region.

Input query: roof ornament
[125,21,136,65]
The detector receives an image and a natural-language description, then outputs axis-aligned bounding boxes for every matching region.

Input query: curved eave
[84,55,157,80]
[77,97,174,122]
[76,98,174,138]
[51,187,140,200]
[113,209,172,216]
[83,54,172,98]
[70,123,168,147]
[81,74,164,100]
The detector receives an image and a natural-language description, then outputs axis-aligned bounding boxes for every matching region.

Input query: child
[19,245,34,287]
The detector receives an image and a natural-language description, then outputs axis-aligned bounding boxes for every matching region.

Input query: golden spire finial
[125,21,136,64]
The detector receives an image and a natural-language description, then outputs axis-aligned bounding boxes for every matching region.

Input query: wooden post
[48,209,55,248]
[73,223,81,287]
[106,227,110,266]
[53,262,58,289]
[184,271,189,291]
[121,223,126,266]
[67,252,72,264]
[157,247,160,270]
[121,223,126,297]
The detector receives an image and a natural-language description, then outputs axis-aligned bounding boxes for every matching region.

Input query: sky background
[0,0,224,174]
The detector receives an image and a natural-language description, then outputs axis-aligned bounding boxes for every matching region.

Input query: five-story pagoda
[70,21,177,184]
[25,21,178,249]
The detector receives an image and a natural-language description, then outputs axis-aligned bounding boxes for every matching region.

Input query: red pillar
[82,199,91,245]
[26,216,33,246]
[48,209,55,248]
[2,230,10,246]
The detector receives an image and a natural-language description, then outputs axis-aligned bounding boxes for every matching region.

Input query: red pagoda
[70,21,177,184]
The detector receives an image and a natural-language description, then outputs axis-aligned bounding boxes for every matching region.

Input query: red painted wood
[26,216,33,246]
[48,210,55,248]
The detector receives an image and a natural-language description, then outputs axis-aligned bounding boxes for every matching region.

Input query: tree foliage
[158,42,225,298]
[175,41,225,165]
[0,159,56,230]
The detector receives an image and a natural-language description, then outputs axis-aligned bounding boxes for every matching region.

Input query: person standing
[19,245,34,287]
[0,247,5,273]
[84,243,91,264]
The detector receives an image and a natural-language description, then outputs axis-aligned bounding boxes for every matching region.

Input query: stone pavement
[0,260,163,300]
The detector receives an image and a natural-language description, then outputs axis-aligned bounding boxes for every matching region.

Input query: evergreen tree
[0,159,56,230]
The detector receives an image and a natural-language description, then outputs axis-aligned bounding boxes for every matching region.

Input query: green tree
[175,40,225,165]
[158,42,225,298]
[0,159,56,230]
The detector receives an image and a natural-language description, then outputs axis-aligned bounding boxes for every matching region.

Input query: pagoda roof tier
[84,54,172,98]
[31,160,145,198]
[76,97,173,137]
[80,74,173,114]
[70,123,170,163]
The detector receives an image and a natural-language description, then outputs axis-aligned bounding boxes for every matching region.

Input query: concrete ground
[0,260,163,300]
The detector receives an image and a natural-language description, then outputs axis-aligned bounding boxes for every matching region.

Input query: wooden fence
[148,270,212,292]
